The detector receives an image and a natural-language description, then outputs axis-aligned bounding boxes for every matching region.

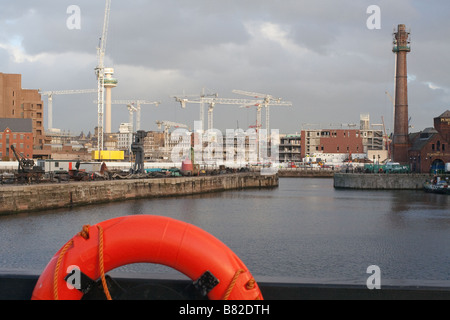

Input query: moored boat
[423,177,450,195]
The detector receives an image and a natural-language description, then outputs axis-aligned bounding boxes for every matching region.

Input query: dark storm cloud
[0,1,449,134]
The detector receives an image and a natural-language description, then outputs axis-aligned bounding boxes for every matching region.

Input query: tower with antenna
[392,24,411,164]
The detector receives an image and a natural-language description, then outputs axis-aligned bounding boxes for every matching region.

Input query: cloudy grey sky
[1,0,449,135]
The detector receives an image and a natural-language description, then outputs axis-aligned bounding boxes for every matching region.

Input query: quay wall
[333,173,438,190]
[0,173,278,215]
[278,169,334,178]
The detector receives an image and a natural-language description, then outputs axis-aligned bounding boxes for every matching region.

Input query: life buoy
[31,215,263,300]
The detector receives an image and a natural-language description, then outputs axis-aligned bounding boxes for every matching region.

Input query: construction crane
[93,99,161,131]
[381,116,391,159]
[239,103,264,135]
[156,120,189,156]
[173,89,218,132]
[174,96,261,131]
[232,90,293,141]
[126,104,138,153]
[40,89,97,131]
[95,0,112,152]
[110,100,160,131]
[10,144,44,183]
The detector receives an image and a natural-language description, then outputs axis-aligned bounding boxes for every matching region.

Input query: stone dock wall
[0,173,278,215]
[278,169,334,178]
[333,173,439,190]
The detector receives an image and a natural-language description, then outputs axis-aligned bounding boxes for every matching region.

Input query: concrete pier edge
[0,173,278,216]
[333,173,448,190]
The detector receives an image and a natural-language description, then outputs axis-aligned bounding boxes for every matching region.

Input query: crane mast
[174,96,262,131]
[110,100,160,131]
[95,0,112,152]
[156,120,189,157]
[232,90,292,141]
[40,89,97,131]
[173,89,218,132]
[93,99,161,132]
[126,104,138,154]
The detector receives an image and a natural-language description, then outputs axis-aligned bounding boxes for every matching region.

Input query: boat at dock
[423,177,450,195]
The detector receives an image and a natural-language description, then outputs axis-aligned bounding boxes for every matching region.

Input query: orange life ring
[31,215,263,300]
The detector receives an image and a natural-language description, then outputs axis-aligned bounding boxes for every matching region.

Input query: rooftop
[437,110,450,118]
[0,118,33,133]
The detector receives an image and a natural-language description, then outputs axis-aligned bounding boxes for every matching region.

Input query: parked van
[385,162,410,173]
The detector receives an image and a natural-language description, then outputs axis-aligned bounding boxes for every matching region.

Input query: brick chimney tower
[392,24,411,164]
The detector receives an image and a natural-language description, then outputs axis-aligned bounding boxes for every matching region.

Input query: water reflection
[0,178,449,282]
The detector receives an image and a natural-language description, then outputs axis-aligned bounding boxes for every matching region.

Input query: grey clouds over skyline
[1,1,449,135]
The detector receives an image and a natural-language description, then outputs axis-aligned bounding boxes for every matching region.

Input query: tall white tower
[104,67,118,133]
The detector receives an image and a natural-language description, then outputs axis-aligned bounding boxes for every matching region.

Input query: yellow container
[92,150,124,161]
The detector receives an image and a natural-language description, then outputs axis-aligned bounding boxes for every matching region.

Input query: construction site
[3,3,448,186]
[0,0,294,185]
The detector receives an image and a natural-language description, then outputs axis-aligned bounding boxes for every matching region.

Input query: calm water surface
[1,178,449,284]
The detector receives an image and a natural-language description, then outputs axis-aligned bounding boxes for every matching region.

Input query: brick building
[408,110,450,173]
[0,118,34,160]
[301,129,365,157]
[300,128,385,159]
[0,72,46,153]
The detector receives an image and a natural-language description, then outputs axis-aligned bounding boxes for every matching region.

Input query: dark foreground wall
[1,272,449,300]
[0,173,278,215]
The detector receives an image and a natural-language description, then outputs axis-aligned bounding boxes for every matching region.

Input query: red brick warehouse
[0,118,34,160]
[409,111,450,173]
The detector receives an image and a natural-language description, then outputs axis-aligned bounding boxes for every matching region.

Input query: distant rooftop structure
[301,123,359,130]
[301,114,381,131]
[0,118,32,132]
[438,110,450,118]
